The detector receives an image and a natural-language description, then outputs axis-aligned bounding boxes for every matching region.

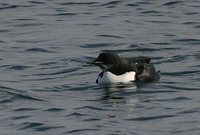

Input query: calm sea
[0,0,200,135]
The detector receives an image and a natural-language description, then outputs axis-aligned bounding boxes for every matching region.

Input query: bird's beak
[87,61,103,65]
[87,60,107,70]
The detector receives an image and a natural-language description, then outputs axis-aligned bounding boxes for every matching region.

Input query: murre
[88,52,160,85]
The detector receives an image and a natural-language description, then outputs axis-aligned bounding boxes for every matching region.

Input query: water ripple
[44,108,65,112]
[96,34,124,39]
[28,1,46,4]
[65,128,99,134]
[25,48,55,53]
[80,43,117,48]
[34,67,80,76]
[20,122,43,130]
[59,2,99,5]
[7,65,31,70]
[125,114,177,121]
[0,5,18,10]
[162,1,184,6]
[55,13,78,16]
[98,1,122,7]
[0,86,45,102]
[75,106,108,111]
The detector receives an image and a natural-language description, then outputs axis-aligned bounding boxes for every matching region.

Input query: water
[0,0,200,134]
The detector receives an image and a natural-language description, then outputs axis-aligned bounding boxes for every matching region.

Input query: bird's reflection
[100,83,140,106]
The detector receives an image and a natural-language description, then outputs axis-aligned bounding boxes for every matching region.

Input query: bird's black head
[95,53,120,65]
[88,52,121,70]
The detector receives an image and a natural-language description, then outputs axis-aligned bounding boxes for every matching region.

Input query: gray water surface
[0,0,200,135]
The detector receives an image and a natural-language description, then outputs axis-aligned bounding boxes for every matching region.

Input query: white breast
[97,71,136,85]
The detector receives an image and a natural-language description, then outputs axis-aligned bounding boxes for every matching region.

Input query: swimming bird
[88,52,160,85]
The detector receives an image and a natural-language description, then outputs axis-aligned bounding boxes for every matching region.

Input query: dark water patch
[28,1,46,4]
[0,85,16,91]
[25,48,55,53]
[154,47,181,51]
[165,33,176,37]
[66,112,87,117]
[15,93,45,101]
[7,65,31,70]
[136,7,145,11]
[39,62,57,66]
[20,122,43,130]
[126,115,177,121]
[14,23,44,27]
[78,23,101,26]
[59,2,99,5]
[151,42,171,45]
[140,10,161,14]
[0,96,15,104]
[178,108,200,115]
[171,127,200,134]
[0,86,45,102]
[182,22,199,25]
[55,13,78,16]
[162,1,184,6]
[0,29,10,33]
[98,1,122,6]
[21,123,64,131]
[16,18,36,21]
[145,20,171,24]
[12,115,30,120]
[52,85,71,91]
[75,106,108,111]
[171,55,189,61]
[16,39,49,43]
[0,64,10,68]
[13,108,38,112]
[44,108,65,112]
[194,25,200,28]
[35,126,64,131]
[170,97,191,101]
[0,40,5,44]
[160,55,189,63]
[0,5,18,10]
[101,93,125,101]
[65,128,99,134]
[82,12,93,15]
[83,118,101,121]
[185,12,199,15]
[126,3,139,7]
[174,38,200,44]
[96,35,124,39]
